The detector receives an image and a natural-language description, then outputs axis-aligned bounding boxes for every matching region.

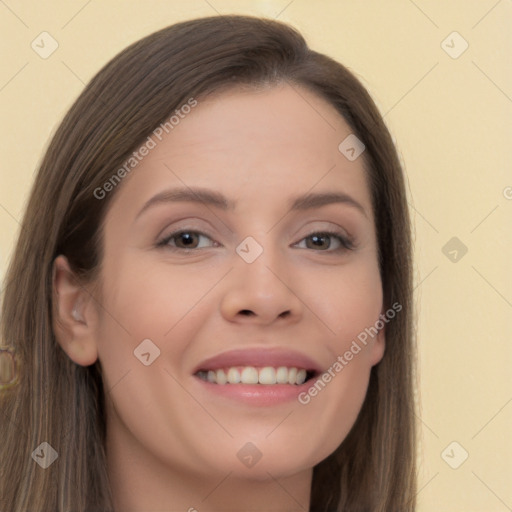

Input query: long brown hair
[0,15,416,511]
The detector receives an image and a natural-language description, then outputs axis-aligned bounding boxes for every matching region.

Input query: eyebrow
[135,186,368,220]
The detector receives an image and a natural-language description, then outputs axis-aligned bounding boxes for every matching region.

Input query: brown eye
[172,232,200,249]
[158,230,216,250]
[296,231,354,252]
[305,233,331,250]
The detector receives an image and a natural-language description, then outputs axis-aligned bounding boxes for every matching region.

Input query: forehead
[106,83,373,221]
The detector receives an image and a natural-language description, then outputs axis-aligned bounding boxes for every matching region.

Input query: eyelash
[156,229,355,253]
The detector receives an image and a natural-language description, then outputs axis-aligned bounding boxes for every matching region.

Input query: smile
[195,366,316,385]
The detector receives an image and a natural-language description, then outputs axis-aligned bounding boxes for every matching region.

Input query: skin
[53,83,385,512]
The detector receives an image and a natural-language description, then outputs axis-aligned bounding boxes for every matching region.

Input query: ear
[52,255,99,367]
[369,312,386,367]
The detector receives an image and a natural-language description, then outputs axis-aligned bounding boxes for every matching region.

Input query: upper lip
[192,347,323,374]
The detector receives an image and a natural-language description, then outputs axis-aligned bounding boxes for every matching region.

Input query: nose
[219,245,303,326]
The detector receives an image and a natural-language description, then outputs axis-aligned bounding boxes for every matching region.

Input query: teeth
[276,366,288,383]
[197,366,311,385]
[227,367,241,384]
[240,367,259,384]
[216,369,227,385]
[287,367,297,385]
[258,367,276,385]
[296,369,307,385]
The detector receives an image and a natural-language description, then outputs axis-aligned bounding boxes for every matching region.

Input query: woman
[0,14,416,511]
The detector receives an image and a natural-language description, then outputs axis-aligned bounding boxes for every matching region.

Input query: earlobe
[52,255,99,367]
[369,312,386,366]
[370,328,386,366]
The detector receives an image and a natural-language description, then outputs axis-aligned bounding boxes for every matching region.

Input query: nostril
[239,310,254,316]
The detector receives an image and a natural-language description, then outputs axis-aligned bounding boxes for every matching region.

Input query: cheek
[294,356,372,469]
[269,257,383,461]
[310,255,383,346]
[296,257,382,444]
[94,253,222,388]
[93,256,228,474]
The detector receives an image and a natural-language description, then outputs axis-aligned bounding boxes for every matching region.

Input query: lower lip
[193,376,313,406]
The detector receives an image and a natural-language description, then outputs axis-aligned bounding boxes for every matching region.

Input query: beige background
[1,1,511,510]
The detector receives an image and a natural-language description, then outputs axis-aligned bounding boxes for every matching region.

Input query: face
[85,84,385,482]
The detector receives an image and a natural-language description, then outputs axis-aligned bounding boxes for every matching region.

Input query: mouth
[195,366,318,386]
[191,347,323,405]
